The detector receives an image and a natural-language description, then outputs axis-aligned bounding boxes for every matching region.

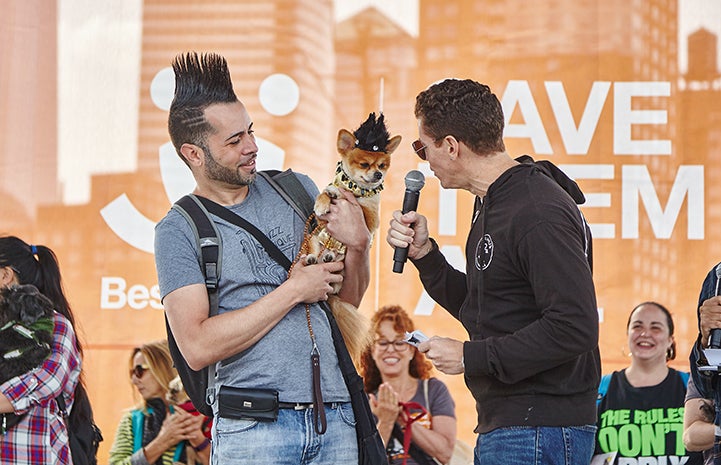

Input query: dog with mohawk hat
[298,112,401,362]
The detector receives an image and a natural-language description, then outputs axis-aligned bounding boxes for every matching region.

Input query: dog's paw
[330,281,342,294]
[324,185,341,199]
[321,251,335,263]
[305,254,318,265]
[314,195,331,217]
[314,206,330,217]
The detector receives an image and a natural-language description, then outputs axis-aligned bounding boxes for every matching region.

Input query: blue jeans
[475,425,597,465]
[211,402,358,465]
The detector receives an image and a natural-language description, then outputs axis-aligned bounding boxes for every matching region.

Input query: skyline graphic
[52,0,721,205]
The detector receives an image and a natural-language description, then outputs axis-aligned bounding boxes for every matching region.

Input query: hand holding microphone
[391,170,425,273]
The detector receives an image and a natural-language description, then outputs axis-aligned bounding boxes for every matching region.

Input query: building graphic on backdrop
[0,3,59,230]
[681,26,721,281]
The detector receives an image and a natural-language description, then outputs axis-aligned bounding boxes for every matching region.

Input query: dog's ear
[14,286,54,325]
[337,129,356,155]
[385,135,402,155]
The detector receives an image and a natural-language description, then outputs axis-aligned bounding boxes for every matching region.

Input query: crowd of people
[2,49,721,465]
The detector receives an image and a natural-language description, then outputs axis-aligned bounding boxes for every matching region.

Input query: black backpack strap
[55,388,103,464]
[259,169,315,221]
[175,170,312,281]
[172,195,222,408]
[173,195,222,295]
[195,196,293,271]
[317,300,388,462]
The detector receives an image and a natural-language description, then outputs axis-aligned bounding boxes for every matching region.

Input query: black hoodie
[411,156,601,433]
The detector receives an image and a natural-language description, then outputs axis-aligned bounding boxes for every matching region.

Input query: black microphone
[709,264,721,348]
[392,170,425,273]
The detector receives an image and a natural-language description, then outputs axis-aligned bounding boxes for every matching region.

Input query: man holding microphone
[386,78,600,465]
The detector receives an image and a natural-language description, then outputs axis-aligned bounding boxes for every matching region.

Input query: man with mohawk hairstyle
[155,51,371,464]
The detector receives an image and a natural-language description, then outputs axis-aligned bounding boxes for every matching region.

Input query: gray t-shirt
[154,172,349,404]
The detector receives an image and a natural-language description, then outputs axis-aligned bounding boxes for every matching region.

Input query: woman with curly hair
[360,305,456,465]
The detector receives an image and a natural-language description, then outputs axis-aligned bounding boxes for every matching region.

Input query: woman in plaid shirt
[0,237,83,464]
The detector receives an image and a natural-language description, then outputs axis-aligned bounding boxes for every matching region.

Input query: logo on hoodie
[475,234,493,270]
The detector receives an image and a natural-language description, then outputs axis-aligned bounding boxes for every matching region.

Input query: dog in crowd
[167,375,212,435]
[0,284,55,433]
[300,112,401,362]
[166,375,212,461]
[0,284,55,383]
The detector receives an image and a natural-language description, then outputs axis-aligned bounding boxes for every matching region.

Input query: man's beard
[204,149,256,186]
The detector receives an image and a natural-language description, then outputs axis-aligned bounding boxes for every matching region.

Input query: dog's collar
[333,161,384,197]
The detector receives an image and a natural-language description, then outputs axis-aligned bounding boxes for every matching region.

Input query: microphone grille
[716,263,721,279]
[404,170,425,192]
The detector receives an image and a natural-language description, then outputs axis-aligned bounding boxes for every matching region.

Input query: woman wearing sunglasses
[109,340,210,465]
[0,236,86,464]
[360,305,457,465]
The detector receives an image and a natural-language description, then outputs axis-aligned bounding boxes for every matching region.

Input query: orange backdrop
[3,0,721,461]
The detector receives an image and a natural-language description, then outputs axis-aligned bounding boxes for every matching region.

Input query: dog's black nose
[373,171,382,181]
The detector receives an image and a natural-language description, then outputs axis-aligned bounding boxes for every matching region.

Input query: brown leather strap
[304,303,327,434]
[311,348,327,434]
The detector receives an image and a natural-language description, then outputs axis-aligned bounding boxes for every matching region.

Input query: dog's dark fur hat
[0,284,55,384]
[353,112,392,153]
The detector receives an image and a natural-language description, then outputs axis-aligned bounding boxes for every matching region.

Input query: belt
[278,402,339,410]
[278,402,314,410]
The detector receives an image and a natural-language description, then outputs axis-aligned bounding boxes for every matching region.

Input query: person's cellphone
[404,330,429,347]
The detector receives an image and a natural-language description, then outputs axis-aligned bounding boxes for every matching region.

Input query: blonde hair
[129,340,178,409]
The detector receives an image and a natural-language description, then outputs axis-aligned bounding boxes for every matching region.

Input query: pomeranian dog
[300,112,401,362]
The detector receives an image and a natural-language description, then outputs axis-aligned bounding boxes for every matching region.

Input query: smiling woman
[359,305,457,465]
[593,302,702,464]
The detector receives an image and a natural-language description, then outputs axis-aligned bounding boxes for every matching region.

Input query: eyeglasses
[375,339,410,352]
[130,364,150,378]
[412,140,427,160]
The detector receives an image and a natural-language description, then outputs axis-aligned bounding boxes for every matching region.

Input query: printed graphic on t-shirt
[595,370,700,465]
[474,234,493,270]
[597,406,686,463]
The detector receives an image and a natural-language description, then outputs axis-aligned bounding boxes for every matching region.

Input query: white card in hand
[404,330,429,347]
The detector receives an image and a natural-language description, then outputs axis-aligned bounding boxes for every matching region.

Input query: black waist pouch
[217,386,279,422]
